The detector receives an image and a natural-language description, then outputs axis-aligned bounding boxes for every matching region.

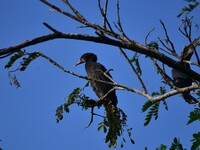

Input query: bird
[74,53,121,144]
[171,38,199,104]
[74,53,118,106]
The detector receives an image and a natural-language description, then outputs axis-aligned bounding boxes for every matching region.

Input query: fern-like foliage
[142,86,168,126]
[55,88,96,122]
[169,138,186,150]
[5,50,39,71]
[177,0,199,18]
[187,106,200,125]
[55,88,134,148]
[191,132,200,149]
[129,52,142,76]
[155,144,168,150]
[5,50,40,88]
[19,52,39,71]
[4,50,25,69]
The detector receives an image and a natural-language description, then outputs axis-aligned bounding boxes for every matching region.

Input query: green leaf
[187,107,200,125]
[129,53,142,76]
[169,137,186,150]
[130,138,135,144]
[159,86,166,95]
[156,144,168,150]
[162,100,168,111]
[191,132,200,150]
[55,105,64,123]
[4,50,25,69]
[143,101,160,126]
[98,125,103,131]
[177,1,199,18]
[142,101,154,112]
[19,52,39,71]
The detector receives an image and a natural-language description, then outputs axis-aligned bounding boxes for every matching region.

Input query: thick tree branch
[1,31,200,82]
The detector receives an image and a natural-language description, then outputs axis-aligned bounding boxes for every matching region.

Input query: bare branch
[160,20,178,57]
[150,84,200,103]
[103,0,109,28]
[43,22,60,33]
[114,0,130,42]
[151,58,175,88]
[98,0,114,32]
[61,0,87,21]
[119,48,148,94]
[145,28,155,46]
[1,31,200,82]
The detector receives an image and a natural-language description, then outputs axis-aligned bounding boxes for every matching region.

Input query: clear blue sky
[0,0,199,150]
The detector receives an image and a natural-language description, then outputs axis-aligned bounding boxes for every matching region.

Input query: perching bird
[74,53,118,106]
[171,38,200,104]
[74,53,121,144]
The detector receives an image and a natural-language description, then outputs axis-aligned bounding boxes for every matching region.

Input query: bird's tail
[182,92,199,104]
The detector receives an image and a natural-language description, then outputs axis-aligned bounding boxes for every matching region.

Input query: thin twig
[98,0,114,32]
[100,87,117,101]
[62,0,87,21]
[103,0,109,28]
[160,20,178,57]
[119,48,148,94]
[145,28,155,46]
[84,107,94,129]
[114,0,130,43]
[151,58,175,88]
[43,22,60,33]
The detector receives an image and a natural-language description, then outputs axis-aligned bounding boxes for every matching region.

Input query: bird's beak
[73,60,83,67]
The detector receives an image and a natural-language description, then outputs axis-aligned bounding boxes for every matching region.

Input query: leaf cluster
[55,88,134,148]
[187,106,200,125]
[142,87,168,126]
[129,53,142,76]
[55,88,98,123]
[5,50,39,71]
[169,138,186,150]
[98,107,134,148]
[177,0,199,17]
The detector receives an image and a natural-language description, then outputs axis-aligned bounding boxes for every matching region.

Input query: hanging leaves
[142,86,168,126]
[187,106,200,125]
[4,50,25,69]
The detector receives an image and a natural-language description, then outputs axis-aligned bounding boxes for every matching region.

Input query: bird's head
[74,53,97,67]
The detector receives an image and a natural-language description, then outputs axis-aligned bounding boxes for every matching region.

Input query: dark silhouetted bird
[171,39,199,104]
[75,53,121,144]
[74,53,118,106]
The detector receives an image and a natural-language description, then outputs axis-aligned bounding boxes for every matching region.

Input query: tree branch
[119,47,148,94]
[150,84,200,103]
[1,31,199,82]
